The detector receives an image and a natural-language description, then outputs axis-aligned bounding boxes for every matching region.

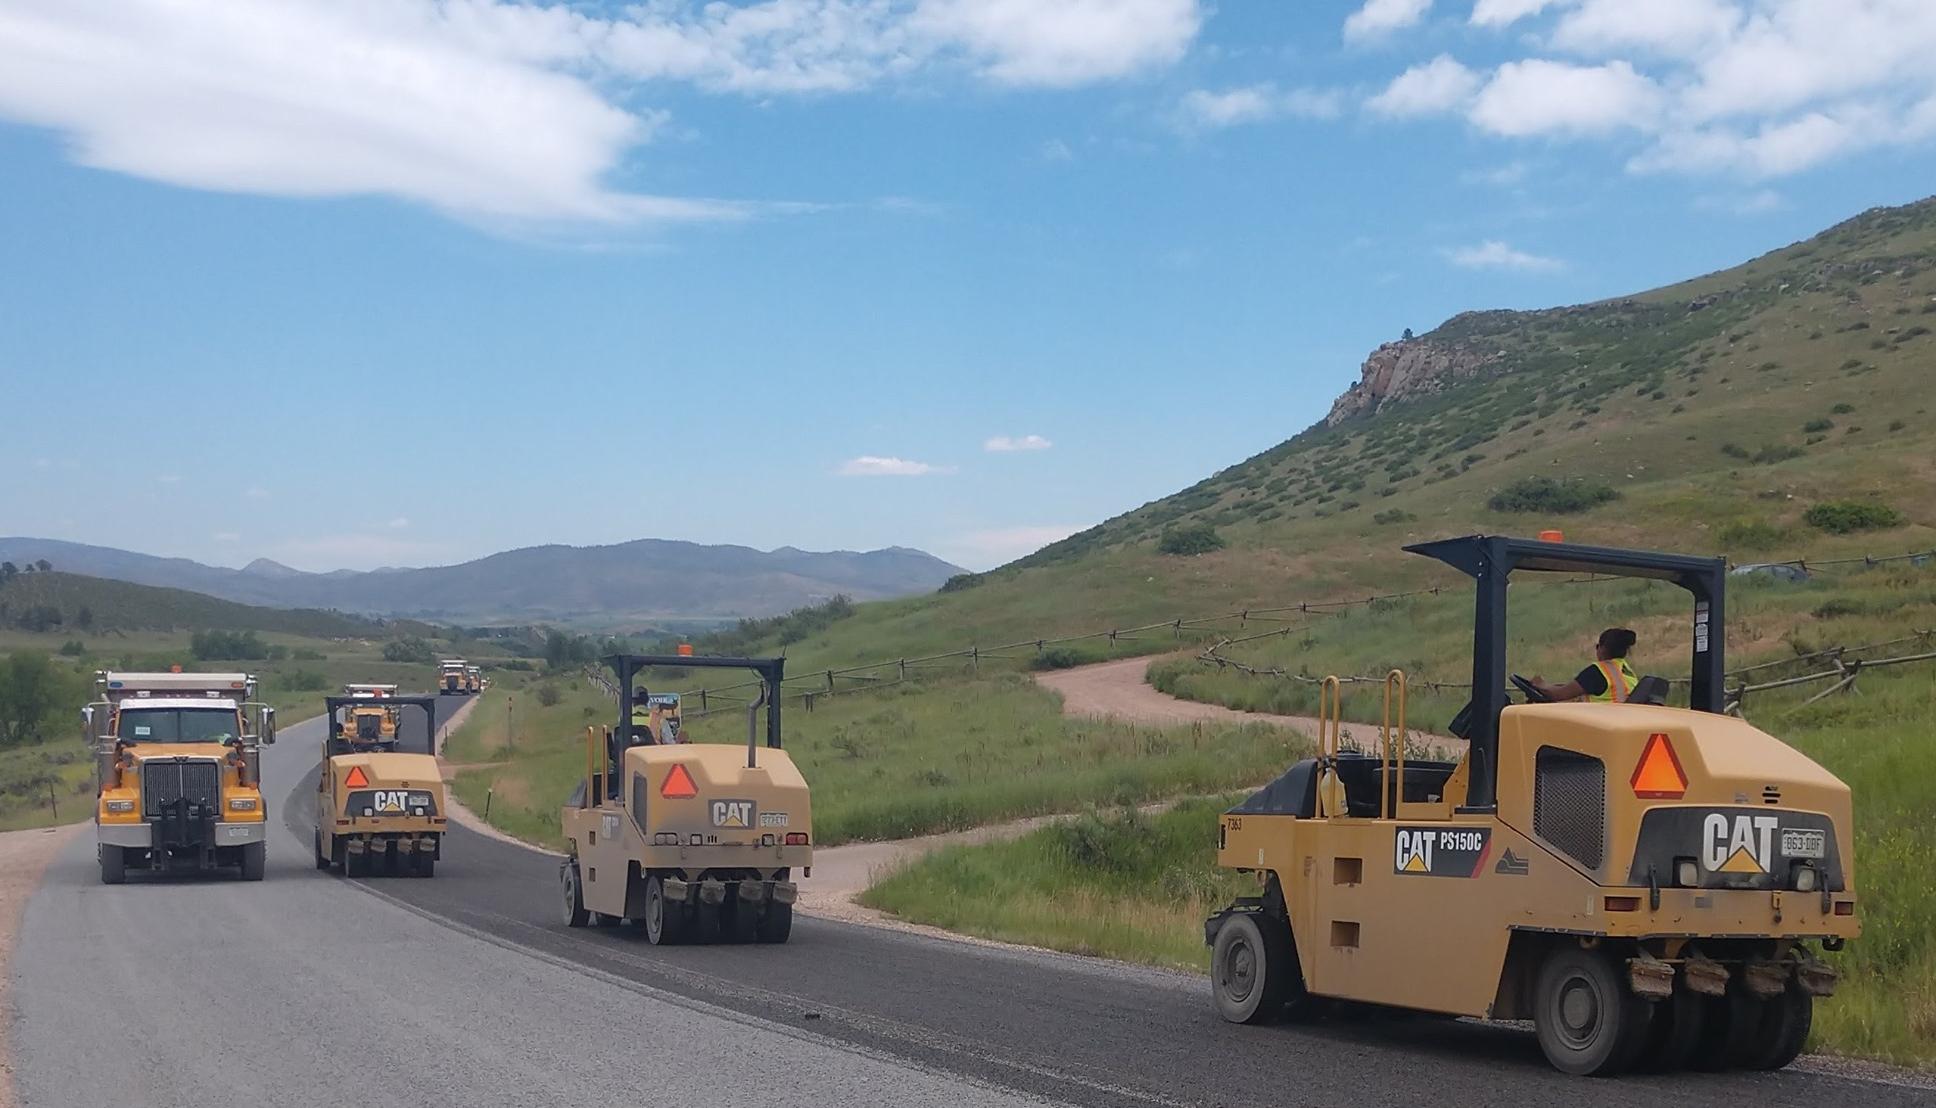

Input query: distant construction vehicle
[465,665,483,694]
[84,670,277,884]
[1207,535,1857,1076]
[437,658,470,695]
[314,686,446,877]
[561,654,809,944]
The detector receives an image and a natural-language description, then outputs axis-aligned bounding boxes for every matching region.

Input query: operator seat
[1626,675,1670,706]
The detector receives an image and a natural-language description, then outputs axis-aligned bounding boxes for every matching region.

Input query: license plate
[223,826,253,840]
[1780,828,1826,859]
[760,812,789,827]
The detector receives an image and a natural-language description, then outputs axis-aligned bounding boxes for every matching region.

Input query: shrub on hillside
[273,668,327,692]
[1752,444,1806,465]
[1486,476,1619,515]
[1372,509,1416,525]
[191,629,269,660]
[939,572,984,593]
[1802,418,1835,433]
[535,683,562,707]
[1803,501,1905,534]
[383,636,438,664]
[1830,402,1856,414]
[1157,523,1225,556]
[58,640,86,657]
[1028,647,1087,672]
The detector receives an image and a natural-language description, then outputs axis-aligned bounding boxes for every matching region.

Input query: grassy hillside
[706,197,1936,681]
[0,570,384,637]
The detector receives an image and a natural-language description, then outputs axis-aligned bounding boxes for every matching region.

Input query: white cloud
[1345,0,1434,43]
[1039,138,1075,163]
[1366,55,1479,117]
[157,473,182,484]
[31,457,51,469]
[1470,59,1663,136]
[984,434,1053,452]
[1445,240,1565,272]
[909,0,1203,88]
[1695,188,1786,215]
[944,524,1085,568]
[1550,0,1741,60]
[837,455,957,477]
[0,0,1204,229]
[1178,84,1343,129]
[245,485,270,500]
[1460,160,1530,186]
[387,516,411,529]
[212,531,240,543]
[1470,0,1563,27]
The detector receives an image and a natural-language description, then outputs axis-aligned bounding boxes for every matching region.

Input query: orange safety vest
[1589,658,1638,703]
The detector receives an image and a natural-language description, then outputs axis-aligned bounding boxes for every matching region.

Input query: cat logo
[1396,828,1435,873]
[1702,812,1778,874]
[373,790,410,814]
[710,799,755,829]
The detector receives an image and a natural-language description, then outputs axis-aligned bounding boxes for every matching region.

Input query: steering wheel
[1510,673,1553,703]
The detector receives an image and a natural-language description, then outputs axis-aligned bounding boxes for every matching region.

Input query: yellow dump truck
[438,659,470,695]
[85,670,277,883]
[465,665,483,694]
[315,688,446,877]
[561,654,809,944]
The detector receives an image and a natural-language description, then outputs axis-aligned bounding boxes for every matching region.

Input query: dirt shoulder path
[1,823,83,1108]
[1034,655,1462,755]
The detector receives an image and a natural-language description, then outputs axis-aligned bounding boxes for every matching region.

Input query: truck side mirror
[261,706,277,745]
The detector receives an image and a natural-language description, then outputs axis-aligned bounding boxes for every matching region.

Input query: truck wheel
[729,896,759,944]
[643,875,687,946]
[313,830,331,871]
[1745,984,1811,1070]
[1534,947,1652,1076]
[346,849,369,879]
[99,845,127,885]
[755,901,793,944]
[1636,983,1705,1072]
[562,861,590,927]
[1211,911,1295,1024]
[413,854,436,879]
[239,841,266,882]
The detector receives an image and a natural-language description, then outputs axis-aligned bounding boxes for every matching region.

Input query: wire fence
[563,543,1936,723]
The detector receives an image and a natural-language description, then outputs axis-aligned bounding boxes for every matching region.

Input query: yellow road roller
[1207,535,1857,1076]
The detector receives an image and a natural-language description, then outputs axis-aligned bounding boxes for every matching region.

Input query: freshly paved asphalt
[12,696,1929,1107]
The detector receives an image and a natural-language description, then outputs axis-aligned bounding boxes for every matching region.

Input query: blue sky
[4,1,1935,571]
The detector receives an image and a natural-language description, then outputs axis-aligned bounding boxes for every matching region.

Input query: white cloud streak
[1366,55,1478,117]
[984,434,1053,452]
[1444,240,1565,272]
[1344,0,1434,42]
[837,455,957,477]
[1179,84,1344,129]
[0,0,1204,228]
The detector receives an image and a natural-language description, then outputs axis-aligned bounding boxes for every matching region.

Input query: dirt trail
[0,823,83,1108]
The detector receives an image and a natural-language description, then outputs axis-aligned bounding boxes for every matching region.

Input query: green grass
[861,796,1252,967]
[443,672,1314,852]
[0,741,94,832]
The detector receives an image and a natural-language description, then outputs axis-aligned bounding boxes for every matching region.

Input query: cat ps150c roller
[1206,535,1857,1076]
[561,653,810,945]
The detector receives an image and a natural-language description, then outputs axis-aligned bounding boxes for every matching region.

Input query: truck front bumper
[97,822,266,848]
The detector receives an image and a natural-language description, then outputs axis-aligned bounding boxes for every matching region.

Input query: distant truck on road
[438,659,470,695]
[84,670,277,884]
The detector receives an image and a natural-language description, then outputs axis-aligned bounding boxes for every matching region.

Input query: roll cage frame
[1404,534,1727,812]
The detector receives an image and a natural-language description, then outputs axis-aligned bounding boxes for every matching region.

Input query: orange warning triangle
[1630,732,1688,799]
[660,763,697,799]
[344,766,370,788]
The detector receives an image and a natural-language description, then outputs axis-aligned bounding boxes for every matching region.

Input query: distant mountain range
[0,537,965,628]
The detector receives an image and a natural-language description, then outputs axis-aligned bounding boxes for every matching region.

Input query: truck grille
[142,759,223,818]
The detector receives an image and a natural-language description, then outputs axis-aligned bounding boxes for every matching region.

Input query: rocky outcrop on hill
[1324,331,1505,425]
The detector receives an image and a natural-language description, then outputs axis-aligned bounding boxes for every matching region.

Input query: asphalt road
[12,696,1929,1107]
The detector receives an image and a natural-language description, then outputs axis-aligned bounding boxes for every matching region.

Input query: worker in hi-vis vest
[1531,627,1639,703]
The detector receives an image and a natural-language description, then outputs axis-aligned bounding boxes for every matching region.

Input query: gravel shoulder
[0,823,82,1108]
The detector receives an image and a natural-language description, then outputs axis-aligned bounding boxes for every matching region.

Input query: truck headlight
[227,797,259,812]
[104,799,136,813]
[1793,864,1818,893]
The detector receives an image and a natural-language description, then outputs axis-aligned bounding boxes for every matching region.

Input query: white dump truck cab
[85,671,277,884]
